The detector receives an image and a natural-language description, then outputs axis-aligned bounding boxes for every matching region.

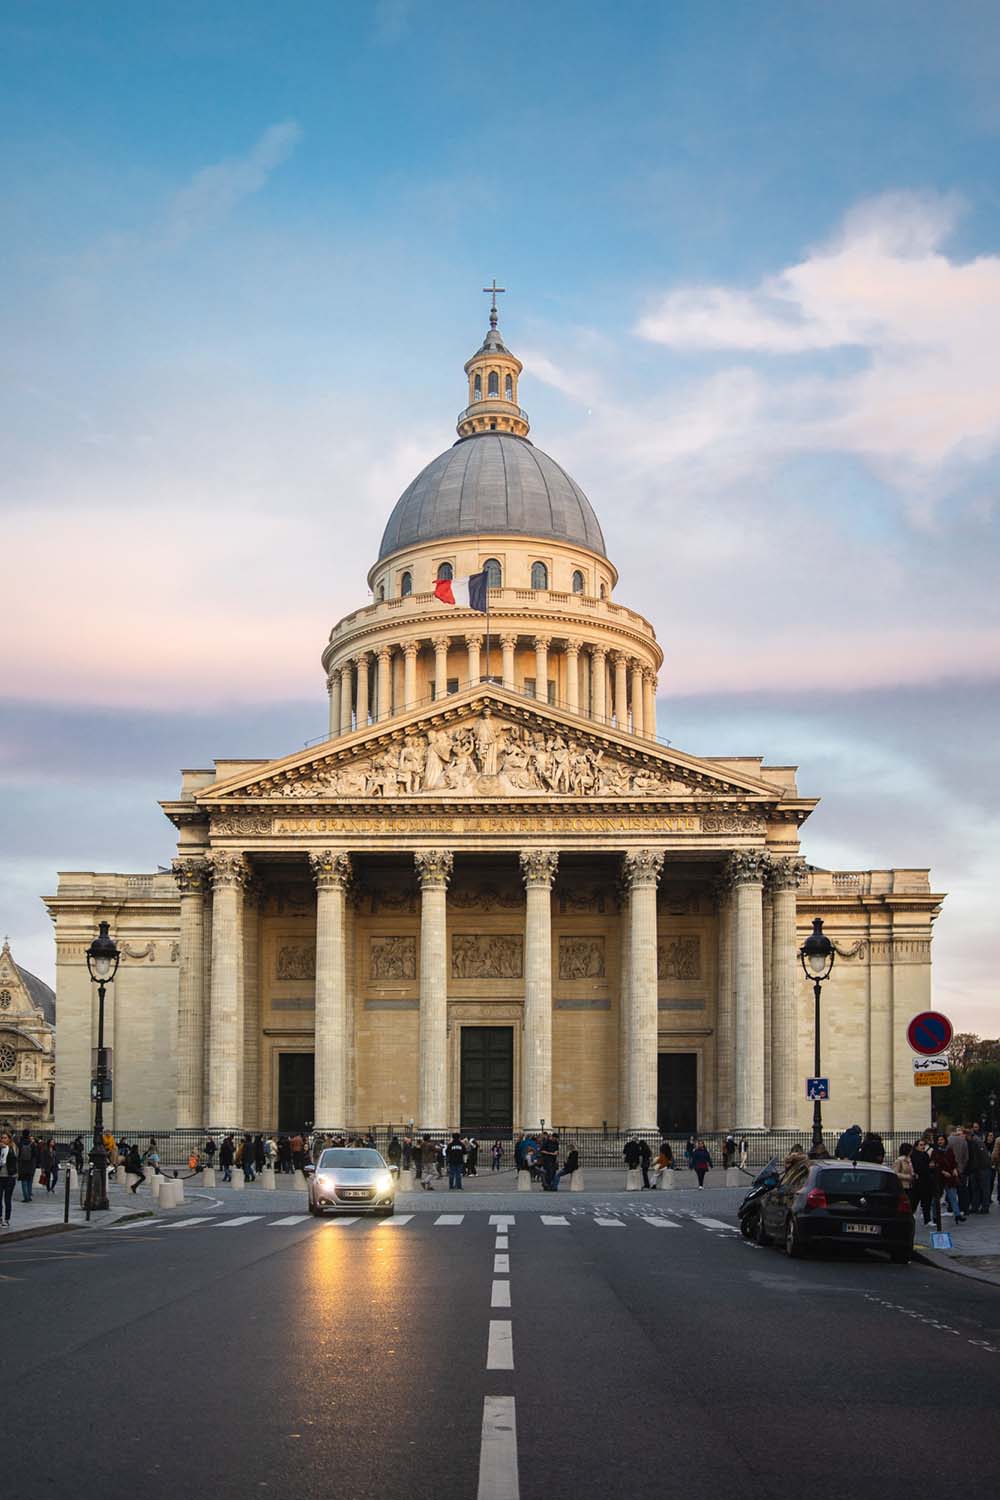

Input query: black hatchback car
[755,1161,914,1263]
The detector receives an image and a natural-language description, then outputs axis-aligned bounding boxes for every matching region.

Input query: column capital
[590,643,607,662]
[726,849,771,886]
[767,855,808,893]
[565,639,580,659]
[207,851,250,890]
[519,849,559,887]
[622,849,664,889]
[172,856,209,894]
[415,849,454,888]
[375,643,392,663]
[431,635,451,654]
[610,649,627,667]
[532,634,552,650]
[499,632,518,650]
[465,632,484,649]
[354,648,371,667]
[642,666,657,686]
[309,850,353,890]
[402,639,419,660]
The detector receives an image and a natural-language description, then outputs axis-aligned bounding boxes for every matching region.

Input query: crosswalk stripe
[164,1217,215,1229]
[541,1215,569,1226]
[489,1215,515,1226]
[434,1214,464,1225]
[594,1218,625,1227]
[378,1214,413,1226]
[323,1217,359,1227]
[214,1216,264,1228]
[268,1216,311,1226]
[639,1217,681,1228]
[691,1216,737,1232]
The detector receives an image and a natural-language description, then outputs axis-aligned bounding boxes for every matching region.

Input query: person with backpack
[17,1130,38,1202]
[0,1131,18,1226]
[125,1142,146,1193]
[219,1134,235,1183]
[691,1139,713,1188]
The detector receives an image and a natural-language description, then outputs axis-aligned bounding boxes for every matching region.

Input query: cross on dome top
[483,278,506,329]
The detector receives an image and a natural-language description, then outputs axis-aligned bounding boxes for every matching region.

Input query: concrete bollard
[657,1170,675,1190]
[157,1179,176,1209]
[149,1174,161,1199]
[260,1167,275,1190]
[114,1164,128,1186]
[201,1166,216,1187]
[230,1170,245,1191]
[626,1168,642,1191]
[570,1170,584,1192]
[173,1177,185,1204]
[517,1170,532,1192]
[397,1168,414,1191]
[68,1166,79,1190]
[292,1169,308,1191]
[725,1167,743,1187]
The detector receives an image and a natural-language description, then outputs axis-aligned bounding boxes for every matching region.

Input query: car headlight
[316,1173,336,1190]
[375,1173,393,1194]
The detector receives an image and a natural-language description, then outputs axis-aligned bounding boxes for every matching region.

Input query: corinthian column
[769,856,807,1129]
[591,645,607,722]
[533,636,550,703]
[355,652,371,728]
[565,641,580,713]
[465,633,483,689]
[403,642,418,710]
[310,850,353,1129]
[713,870,735,1130]
[327,672,341,739]
[612,652,628,728]
[519,850,558,1129]
[416,850,453,1126]
[630,661,644,737]
[643,669,657,740]
[432,636,450,701]
[623,850,663,1129]
[729,850,769,1129]
[173,857,208,1128]
[500,633,517,691]
[340,662,354,735]
[376,645,392,722]
[207,851,249,1129]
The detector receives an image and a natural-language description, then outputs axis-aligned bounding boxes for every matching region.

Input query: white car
[308,1147,396,1217]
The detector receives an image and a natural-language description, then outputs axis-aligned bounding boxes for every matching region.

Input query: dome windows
[437,561,454,582]
[531,561,549,590]
[572,569,585,594]
[488,370,499,397]
[376,582,385,602]
[400,570,413,598]
[483,558,502,588]
[505,374,513,401]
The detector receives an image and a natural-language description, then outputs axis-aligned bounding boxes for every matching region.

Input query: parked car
[737,1156,781,1240]
[307,1147,396,1217]
[753,1160,914,1263]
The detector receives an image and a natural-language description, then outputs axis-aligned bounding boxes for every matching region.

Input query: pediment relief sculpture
[253,713,724,801]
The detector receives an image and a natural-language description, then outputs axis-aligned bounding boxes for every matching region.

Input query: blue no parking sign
[806,1077,829,1101]
[907,1011,953,1056]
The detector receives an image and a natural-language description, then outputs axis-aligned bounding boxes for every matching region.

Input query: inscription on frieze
[276,944,316,981]
[273,814,702,835]
[558,937,606,980]
[657,936,701,981]
[370,936,417,981]
[451,934,523,979]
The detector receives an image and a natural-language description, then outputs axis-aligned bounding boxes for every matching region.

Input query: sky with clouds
[2,2,998,1032]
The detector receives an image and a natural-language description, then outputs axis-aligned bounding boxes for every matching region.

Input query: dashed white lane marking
[164,1217,215,1229]
[213,1216,264,1228]
[541,1215,569,1226]
[490,1215,516,1227]
[494,1253,510,1273]
[691,1217,738,1232]
[594,1218,625,1227]
[495,1235,509,1250]
[378,1215,413,1226]
[323,1217,359,1227]
[491,1279,512,1308]
[487,1320,514,1370]
[268,1216,311,1226]
[639,1217,681,1228]
[478,1395,519,1500]
[435,1214,465,1225]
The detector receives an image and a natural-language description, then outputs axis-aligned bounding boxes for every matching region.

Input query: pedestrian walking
[892,1142,915,1200]
[491,1140,503,1172]
[932,1134,964,1221]
[204,1136,217,1170]
[466,1136,479,1176]
[41,1138,59,1194]
[541,1131,560,1190]
[387,1135,402,1173]
[691,1139,713,1188]
[967,1127,991,1214]
[723,1131,736,1170]
[71,1135,85,1173]
[947,1126,970,1216]
[253,1134,266,1176]
[738,1135,748,1170]
[446,1132,466,1189]
[290,1132,305,1172]
[856,1132,885,1165]
[219,1134,235,1183]
[684,1134,696,1169]
[910,1138,934,1223]
[639,1137,652,1190]
[17,1129,38,1201]
[241,1135,256,1181]
[0,1131,18,1226]
[277,1135,292,1174]
[125,1142,146,1193]
[420,1134,437,1190]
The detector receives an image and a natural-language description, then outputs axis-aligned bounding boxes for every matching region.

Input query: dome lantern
[457,281,530,439]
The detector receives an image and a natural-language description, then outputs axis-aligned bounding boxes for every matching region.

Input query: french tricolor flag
[433,569,489,613]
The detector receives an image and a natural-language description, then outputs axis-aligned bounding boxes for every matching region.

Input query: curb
[911,1244,1000,1288]
[0,1222,81,1245]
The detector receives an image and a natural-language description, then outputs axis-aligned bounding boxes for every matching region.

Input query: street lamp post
[799,917,835,1152]
[988,1091,998,1136]
[86,920,120,1211]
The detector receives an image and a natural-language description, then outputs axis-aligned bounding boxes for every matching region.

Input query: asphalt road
[4,1205,1000,1499]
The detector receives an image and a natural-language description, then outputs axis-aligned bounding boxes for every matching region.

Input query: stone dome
[377,433,607,562]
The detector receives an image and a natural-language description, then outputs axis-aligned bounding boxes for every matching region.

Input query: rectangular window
[523,678,556,704]
[431,679,461,701]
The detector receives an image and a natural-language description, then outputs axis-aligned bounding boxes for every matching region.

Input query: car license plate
[842,1223,880,1235]
[341,1188,369,1198]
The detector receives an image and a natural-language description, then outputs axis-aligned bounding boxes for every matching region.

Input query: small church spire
[458,285,530,439]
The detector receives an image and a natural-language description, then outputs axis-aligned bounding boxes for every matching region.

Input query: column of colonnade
[172,857,209,1128]
[416,849,453,1125]
[310,850,352,1127]
[520,850,559,1128]
[622,850,664,1130]
[325,636,659,740]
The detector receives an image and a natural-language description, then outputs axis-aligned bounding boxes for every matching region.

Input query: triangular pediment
[195,686,787,807]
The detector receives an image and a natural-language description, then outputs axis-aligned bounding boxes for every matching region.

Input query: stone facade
[0,939,56,1129]
[43,314,946,1136]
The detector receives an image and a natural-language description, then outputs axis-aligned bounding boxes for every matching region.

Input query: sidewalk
[0,1181,150,1243]
[912,1208,1000,1288]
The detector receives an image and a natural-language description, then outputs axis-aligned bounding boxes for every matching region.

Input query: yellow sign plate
[914,1071,950,1087]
